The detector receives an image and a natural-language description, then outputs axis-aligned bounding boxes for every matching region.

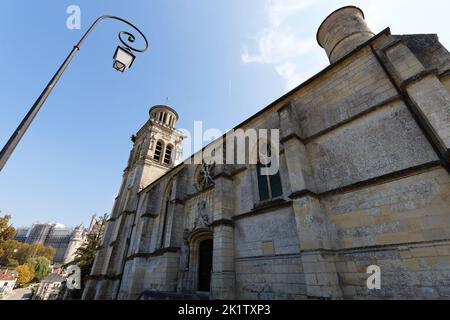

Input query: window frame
[153,140,164,162]
[163,144,173,165]
[255,140,283,202]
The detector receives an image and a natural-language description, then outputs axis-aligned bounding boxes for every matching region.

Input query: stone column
[122,259,147,300]
[379,40,450,166]
[279,107,342,298]
[291,196,342,299]
[83,217,115,300]
[169,201,186,248]
[121,193,159,299]
[82,279,97,300]
[94,279,111,300]
[278,102,316,194]
[176,229,190,293]
[211,173,236,299]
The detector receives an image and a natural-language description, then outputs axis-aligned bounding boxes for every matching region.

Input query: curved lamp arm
[0,15,149,171]
[76,15,149,52]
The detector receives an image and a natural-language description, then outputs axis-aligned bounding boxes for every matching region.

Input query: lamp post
[0,16,149,171]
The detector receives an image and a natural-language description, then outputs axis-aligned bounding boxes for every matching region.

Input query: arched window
[163,144,173,165]
[256,141,282,201]
[162,113,167,124]
[154,141,164,162]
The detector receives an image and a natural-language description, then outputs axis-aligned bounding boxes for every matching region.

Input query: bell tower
[123,104,184,192]
[84,105,185,300]
[108,104,185,219]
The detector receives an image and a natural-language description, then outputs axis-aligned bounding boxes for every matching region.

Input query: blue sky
[1,0,449,228]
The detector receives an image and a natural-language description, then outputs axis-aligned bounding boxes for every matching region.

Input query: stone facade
[83,6,450,300]
[34,273,66,300]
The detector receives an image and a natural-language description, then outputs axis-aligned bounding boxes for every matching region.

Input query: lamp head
[113,46,136,72]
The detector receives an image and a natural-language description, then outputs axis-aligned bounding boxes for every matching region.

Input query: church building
[83,6,450,299]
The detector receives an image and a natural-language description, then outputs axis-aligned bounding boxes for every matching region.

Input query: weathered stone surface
[235,208,300,258]
[235,255,306,300]
[317,6,374,63]
[293,48,398,139]
[84,6,450,301]
[307,101,438,193]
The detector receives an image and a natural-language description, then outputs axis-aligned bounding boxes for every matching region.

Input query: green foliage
[27,256,51,282]
[0,213,16,242]
[15,264,34,287]
[72,213,109,290]
[27,243,56,262]
[0,213,16,257]
[6,258,19,268]
[0,239,55,266]
[0,240,21,265]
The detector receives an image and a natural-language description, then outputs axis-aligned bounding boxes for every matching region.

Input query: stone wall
[321,167,450,299]
[234,208,299,258]
[306,100,438,193]
[233,207,305,299]
[335,241,450,299]
[85,7,450,300]
[293,47,398,139]
[236,255,306,300]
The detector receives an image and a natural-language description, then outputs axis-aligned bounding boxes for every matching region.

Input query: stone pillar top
[317,6,375,63]
[149,105,179,128]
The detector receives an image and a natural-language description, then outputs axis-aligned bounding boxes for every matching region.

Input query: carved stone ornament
[196,162,216,191]
[193,200,210,229]
[180,229,190,271]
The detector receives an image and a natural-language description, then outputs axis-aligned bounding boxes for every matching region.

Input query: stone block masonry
[84,6,450,300]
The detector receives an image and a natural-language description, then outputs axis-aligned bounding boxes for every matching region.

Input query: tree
[0,240,55,266]
[0,239,20,266]
[26,243,56,262]
[27,256,51,282]
[0,213,16,258]
[15,264,34,287]
[6,258,19,268]
[70,214,108,295]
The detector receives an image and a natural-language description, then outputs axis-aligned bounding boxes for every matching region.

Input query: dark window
[154,141,163,161]
[256,142,282,201]
[269,170,283,198]
[257,161,270,201]
[164,145,173,165]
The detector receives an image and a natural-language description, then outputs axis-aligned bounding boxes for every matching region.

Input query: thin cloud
[241,0,450,92]
[241,0,318,90]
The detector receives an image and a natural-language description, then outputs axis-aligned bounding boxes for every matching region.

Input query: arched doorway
[198,239,213,292]
[184,229,213,293]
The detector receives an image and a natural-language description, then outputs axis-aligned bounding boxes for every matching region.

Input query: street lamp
[113,46,136,72]
[0,16,149,171]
